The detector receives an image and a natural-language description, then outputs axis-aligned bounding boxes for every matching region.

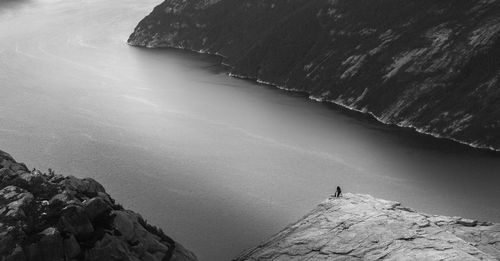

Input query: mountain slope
[0,150,198,261]
[233,194,500,260]
[128,0,500,151]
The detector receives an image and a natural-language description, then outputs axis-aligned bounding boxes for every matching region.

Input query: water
[1,0,500,260]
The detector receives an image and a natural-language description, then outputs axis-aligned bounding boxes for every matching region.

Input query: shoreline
[128,42,500,154]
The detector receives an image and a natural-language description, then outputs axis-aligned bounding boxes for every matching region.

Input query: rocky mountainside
[233,194,500,261]
[0,150,198,261]
[128,0,500,151]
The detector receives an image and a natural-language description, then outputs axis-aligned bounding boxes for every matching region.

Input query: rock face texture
[128,0,500,151]
[0,150,198,261]
[233,194,500,261]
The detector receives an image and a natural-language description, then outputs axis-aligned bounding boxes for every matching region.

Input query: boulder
[112,210,169,257]
[63,234,81,259]
[16,172,58,199]
[25,227,64,261]
[0,158,12,169]
[457,218,478,227]
[141,252,161,261]
[83,197,112,221]
[48,174,66,184]
[0,227,17,256]
[62,176,105,196]
[58,205,94,238]
[96,192,113,205]
[4,245,25,261]
[18,171,44,186]
[49,191,82,206]
[112,211,136,241]
[84,233,136,261]
[0,160,16,181]
[9,162,28,172]
[0,185,34,219]
[0,151,14,162]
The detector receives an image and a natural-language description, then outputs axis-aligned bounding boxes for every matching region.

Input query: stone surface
[63,234,82,259]
[62,176,106,197]
[58,205,94,238]
[0,149,198,261]
[129,0,500,151]
[84,233,135,261]
[234,194,500,261]
[112,210,171,255]
[24,227,65,261]
[0,185,33,219]
[83,197,112,221]
[50,191,82,206]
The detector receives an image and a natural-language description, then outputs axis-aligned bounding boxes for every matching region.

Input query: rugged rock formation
[128,0,500,151]
[0,150,198,261]
[233,194,500,260]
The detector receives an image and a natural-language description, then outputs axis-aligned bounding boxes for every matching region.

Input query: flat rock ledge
[234,194,500,261]
[0,150,197,261]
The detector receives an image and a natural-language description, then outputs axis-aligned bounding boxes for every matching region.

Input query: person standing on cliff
[334,186,342,197]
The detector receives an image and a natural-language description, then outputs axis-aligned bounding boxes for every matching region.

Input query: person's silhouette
[334,186,342,197]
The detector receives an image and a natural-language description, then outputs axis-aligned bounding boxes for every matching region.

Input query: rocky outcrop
[233,194,500,260]
[128,0,500,151]
[0,150,198,261]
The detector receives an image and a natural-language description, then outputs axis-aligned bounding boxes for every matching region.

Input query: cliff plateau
[0,150,198,261]
[128,0,500,151]
[234,194,500,261]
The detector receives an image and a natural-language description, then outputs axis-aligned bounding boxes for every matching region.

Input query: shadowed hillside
[129,0,500,151]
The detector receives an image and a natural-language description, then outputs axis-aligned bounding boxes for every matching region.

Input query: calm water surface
[1,0,500,260]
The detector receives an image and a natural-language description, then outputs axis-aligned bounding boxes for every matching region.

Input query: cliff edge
[0,150,198,261]
[234,194,500,261]
[128,0,500,151]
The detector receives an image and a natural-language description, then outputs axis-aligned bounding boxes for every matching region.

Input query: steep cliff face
[233,194,500,260]
[0,150,198,261]
[128,0,500,151]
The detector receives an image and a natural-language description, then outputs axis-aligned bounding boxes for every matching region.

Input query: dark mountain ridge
[128,0,500,151]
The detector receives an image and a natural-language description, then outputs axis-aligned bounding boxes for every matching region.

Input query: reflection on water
[1,0,500,260]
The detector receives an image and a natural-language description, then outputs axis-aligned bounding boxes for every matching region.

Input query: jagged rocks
[4,245,25,261]
[0,150,198,261]
[0,186,33,219]
[64,234,82,259]
[0,227,19,257]
[111,210,170,254]
[83,209,174,261]
[50,191,82,207]
[59,205,94,239]
[62,176,106,197]
[234,194,500,261]
[83,197,112,221]
[24,227,65,261]
[457,218,479,227]
[85,233,135,261]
